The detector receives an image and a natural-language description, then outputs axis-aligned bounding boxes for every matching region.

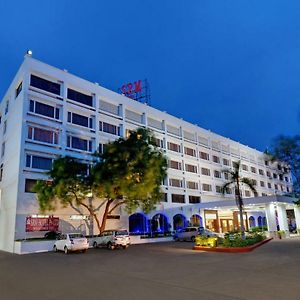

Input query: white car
[53,233,89,254]
[92,230,130,250]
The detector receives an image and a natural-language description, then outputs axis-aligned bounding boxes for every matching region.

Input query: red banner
[26,216,59,232]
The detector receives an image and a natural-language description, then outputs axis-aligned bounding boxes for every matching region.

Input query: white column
[199,209,205,228]
[277,204,289,237]
[265,203,277,238]
[294,205,300,233]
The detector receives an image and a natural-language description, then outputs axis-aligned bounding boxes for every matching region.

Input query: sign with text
[118,79,150,104]
[26,216,59,232]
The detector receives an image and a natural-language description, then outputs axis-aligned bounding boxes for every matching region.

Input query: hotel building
[0,54,298,253]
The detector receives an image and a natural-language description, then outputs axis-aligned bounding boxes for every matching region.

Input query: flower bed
[193,232,272,253]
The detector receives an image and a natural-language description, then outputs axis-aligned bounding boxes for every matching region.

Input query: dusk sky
[0,0,299,151]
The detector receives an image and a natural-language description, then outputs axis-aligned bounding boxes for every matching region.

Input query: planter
[193,238,273,253]
[14,240,55,254]
[129,235,173,244]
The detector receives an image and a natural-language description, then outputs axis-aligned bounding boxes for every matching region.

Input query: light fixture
[26,49,33,56]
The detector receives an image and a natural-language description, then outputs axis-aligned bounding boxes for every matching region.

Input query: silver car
[92,230,131,250]
[174,227,199,242]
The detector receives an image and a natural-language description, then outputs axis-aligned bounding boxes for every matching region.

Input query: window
[1,142,5,158]
[184,147,196,157]
[224,172,229,180]
[0,164,3,181]
[266,171,271,177]
[201,167,210,176]
[225,187,232,194]
[3,120,7,135]
[68,112,93,129]
[169,178,183,188]
[171,194,185,203]
[283,167,288,173]
[67,88,93,107]
[25,179,38,193]
[223,158,230,166]
[232,161,239,169]
[212,155,220,163]
[260,181,265,187]
[251,166,257,173]
[154,138,164,148]
[167,142,181,153]
[161,193,168,202]
[245,190,251,197]
[185,164,197,173]
[279,174,283,181]
[265,160,269,166]
[242,164,248,171]
[29,100,60,120]
[273,173,277,179]
[28,126,58,145]
[259,169,264,176]
[5,101,9,115]
[67,136,93,152]
[99,121,120,136]
[186,181,198,189]
[98,143,107,154]
[274,184,278,190]
[278,164,282,171]
[26,155,53,170]
[200,151,209,160]
[189,196,201,203]
[287,186,290,193]
[216,185,222,193]
[16,82,22,98]
[169,160,182,170]
[285,177,289,182]
[214,170,221,178]
[30,74,61,95]
[267,182,272,189]
[252,179,257,186]
[202,183,212,192]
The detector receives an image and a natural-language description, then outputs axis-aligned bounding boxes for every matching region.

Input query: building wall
[0,56,293,248]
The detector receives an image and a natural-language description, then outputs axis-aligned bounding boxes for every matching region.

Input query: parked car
[44,231,61,240]
[174,227,220,242]
[174,227,199,242]
[198,227,220,237]
[53,233,89,254]
[92,230,130,250]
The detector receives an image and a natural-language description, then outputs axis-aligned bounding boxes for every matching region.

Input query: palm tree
[221,161,258,235]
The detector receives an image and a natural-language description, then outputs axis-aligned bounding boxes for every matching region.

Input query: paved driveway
[1,238,300,300]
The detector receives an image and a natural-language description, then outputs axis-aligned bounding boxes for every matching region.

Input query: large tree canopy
[267,135,300,199]
[34,128,167,233]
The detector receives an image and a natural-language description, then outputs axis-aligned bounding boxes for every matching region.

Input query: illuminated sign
[118,79,150,104]
[26,216,59,232]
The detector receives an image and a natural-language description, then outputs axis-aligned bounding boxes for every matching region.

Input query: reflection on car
[53,233,89,254]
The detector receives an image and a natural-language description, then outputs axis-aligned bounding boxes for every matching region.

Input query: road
[1,238,300,300]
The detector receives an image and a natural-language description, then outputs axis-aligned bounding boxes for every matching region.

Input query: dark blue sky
[0,1,299,151]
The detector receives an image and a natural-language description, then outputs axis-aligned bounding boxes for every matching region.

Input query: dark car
[44,231,61,240]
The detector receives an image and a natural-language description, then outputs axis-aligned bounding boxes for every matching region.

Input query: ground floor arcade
[129,195,299,237]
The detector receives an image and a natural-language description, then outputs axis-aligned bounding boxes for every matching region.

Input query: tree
[34,128,167,234]
[266,135,300,200]
[222,161,257,235]
[93,127,168,233]
[34,156,102,236]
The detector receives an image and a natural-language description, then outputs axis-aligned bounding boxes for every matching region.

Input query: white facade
[0,55,294,252]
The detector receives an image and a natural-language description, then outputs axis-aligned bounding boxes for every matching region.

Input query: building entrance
[220,219,234,233]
